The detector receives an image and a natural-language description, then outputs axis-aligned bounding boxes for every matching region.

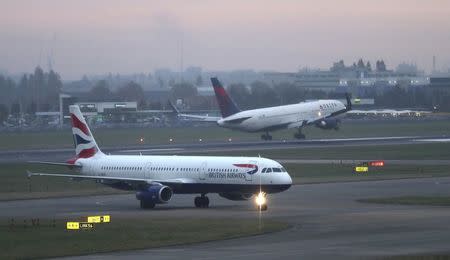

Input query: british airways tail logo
[233,164,258,175]
[70,113,97,159]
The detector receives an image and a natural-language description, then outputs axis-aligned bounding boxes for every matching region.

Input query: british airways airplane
[28,105,292,210]
[211,78,352,140]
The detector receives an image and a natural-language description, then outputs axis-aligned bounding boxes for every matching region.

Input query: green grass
[285,163,450,184]
[357,196,450,206]
[199,142,450,160]
[0,163,120,201]
[1,120,450,150]
[0,218,288,259]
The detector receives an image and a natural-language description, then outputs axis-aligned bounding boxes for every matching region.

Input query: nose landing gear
[294,128,305,139]
[261,132,272,141]
[255,192,268,211]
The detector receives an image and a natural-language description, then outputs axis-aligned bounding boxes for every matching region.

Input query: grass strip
[0,217,288,259]
[1,120,450,150]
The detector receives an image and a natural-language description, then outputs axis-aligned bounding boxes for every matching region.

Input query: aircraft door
[199,161,207,180]
[145,162,152,179]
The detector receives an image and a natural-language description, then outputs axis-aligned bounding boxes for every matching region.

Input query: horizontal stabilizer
[28,161,82,168]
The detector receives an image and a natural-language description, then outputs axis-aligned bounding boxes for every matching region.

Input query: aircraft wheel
[203,196,210,208]
[195,196,210,208]
[258,204,268,211]
[194,196,202,208]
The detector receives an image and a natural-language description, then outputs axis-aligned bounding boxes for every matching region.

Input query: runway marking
[313,136,420,142]
[415,138,450,143]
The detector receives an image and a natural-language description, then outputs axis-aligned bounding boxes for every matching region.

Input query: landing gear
[194,194,210,208]
[261,132,272,141]
[140,200,155,209]
[257,204,268,211]
[255,192,268,211]
[294,129,305,139]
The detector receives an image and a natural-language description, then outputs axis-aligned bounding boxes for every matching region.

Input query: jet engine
[136,184,173,204]
[315,118,340,130]
[219,192,253,201]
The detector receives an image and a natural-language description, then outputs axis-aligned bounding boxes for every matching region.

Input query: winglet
[167,100,180,115]
[26,170,33,179]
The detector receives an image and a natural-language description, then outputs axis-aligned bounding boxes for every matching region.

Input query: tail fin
[69,105,102,159]
[211,77,241,118]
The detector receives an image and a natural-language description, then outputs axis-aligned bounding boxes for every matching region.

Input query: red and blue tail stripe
[211,77,241,118]
[67,105,101,163]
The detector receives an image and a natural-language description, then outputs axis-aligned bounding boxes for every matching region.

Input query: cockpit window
[266,168,272,173]
[272,168,282,172]
[262,168,267,173]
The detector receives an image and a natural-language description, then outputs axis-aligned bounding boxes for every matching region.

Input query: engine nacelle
[219,192,253,201]
[136,185,173,204]
[315,118,340,130]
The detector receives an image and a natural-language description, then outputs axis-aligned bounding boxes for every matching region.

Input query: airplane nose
[285,172,293,185]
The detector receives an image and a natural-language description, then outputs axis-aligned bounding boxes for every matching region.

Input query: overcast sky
[1,0,450,80]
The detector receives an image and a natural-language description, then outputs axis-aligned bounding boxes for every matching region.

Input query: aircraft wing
[168,100,220,122]
[27,171,195,187]
[177,113,221,122]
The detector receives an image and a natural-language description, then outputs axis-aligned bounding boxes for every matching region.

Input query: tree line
[0,67,62,122]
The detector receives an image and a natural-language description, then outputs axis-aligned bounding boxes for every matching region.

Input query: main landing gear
[294,128,305,139]
[194,194,210,208]
[261,132,272,141]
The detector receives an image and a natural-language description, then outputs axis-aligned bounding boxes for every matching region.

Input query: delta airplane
[211,78,352,140]
[27,105,292,210]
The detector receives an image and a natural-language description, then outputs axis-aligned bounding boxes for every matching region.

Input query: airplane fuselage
[77,155,292,194]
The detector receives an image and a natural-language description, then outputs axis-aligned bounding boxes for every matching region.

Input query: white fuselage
[76,154,292,194]
[218,99,346,132]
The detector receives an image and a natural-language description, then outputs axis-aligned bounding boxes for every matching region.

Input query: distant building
[264,59,429,97]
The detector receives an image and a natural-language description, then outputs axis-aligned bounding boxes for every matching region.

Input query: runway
[3,177,450,259]
[0,135,449,163]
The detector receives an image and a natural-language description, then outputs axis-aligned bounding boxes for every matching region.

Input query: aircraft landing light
[255,192,267,206]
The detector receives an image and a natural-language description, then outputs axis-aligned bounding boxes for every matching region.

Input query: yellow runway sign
[66,222,94,230]
[87,215,110,223]
[355,166,369,173]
